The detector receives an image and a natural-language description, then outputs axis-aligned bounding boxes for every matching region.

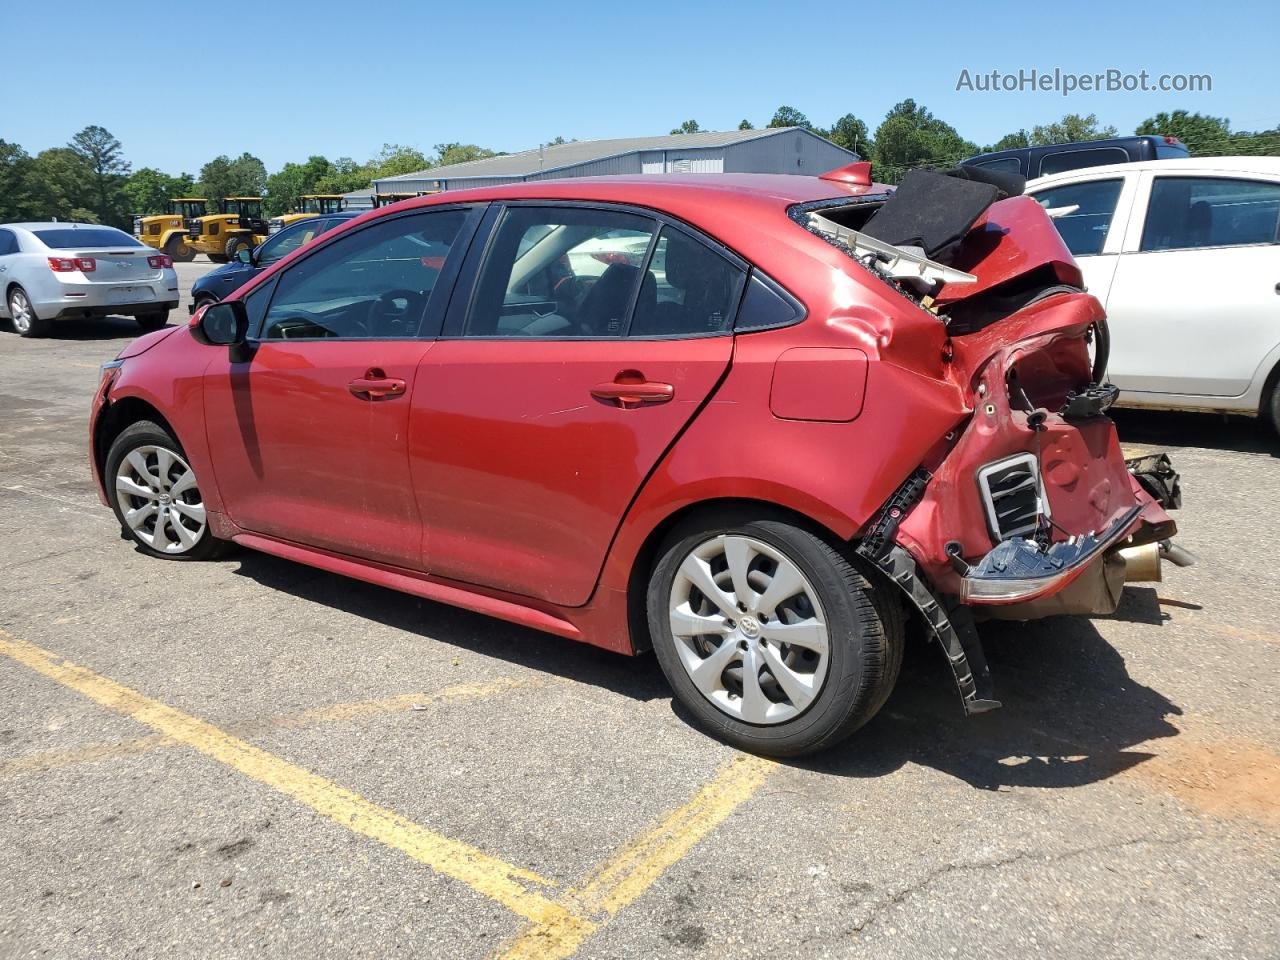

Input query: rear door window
[1031,179,1124,256]
[628,227,745,337]
[1038,147,1129,178]
[972,157,1023,175]
[1140,177,1280,251]
[464,206,657,338]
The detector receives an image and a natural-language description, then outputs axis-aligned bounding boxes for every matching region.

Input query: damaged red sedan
[89,164,1188,756]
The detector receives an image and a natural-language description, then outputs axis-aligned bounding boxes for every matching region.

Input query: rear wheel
[224,235,252,261]
[105,420,230,561]
[163,234,195,262]
[647,514,902,757]
[1267,380,1280,437]
[135,310,169,331]
[7,286,48,338]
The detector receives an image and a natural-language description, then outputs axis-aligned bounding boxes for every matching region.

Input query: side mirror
[237,247,253,265]
[190,300,248,346]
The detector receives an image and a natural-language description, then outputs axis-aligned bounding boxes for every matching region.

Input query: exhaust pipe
[1118,542,1162,583]
[1117,538,1197,583]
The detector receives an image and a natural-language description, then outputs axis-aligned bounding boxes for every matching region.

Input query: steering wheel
[367,288,426,337]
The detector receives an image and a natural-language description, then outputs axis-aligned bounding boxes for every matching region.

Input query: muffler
[1117,539,1197,583]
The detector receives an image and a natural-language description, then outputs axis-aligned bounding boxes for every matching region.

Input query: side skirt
[232,532,582,642]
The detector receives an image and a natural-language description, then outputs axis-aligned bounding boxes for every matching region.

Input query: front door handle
[591,370,674,409]
[348,367,406,400]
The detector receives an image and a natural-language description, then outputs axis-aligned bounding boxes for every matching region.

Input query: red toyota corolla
[89,165,1187,756]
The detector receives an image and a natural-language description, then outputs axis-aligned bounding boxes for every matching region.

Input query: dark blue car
[189,211,361,313]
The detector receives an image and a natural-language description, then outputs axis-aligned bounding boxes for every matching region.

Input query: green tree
[264,155,334,215]
[1029,113,1117,146]
[122,167,196,216]
[313,156,372,195]
[768,106,812,129]
[68,125,131,227]
[737,119,754,131]
[369,143,431,178]
[1134,110,1232,154]
[432,142,499,167]
[27,148,98,222]
[987,129,1031,151]
[669,119,701,135]
[871,99,976,183]
[198,152,267,202]
[0,139,41,222]
[828,113,870,156]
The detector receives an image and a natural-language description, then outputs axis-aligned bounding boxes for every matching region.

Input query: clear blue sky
[5,0,1277,174]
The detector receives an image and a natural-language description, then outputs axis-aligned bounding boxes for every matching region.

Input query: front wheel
[647,515,902,757]
[224,235,252,261]
[105,420,230,561]
[163,234,195,262]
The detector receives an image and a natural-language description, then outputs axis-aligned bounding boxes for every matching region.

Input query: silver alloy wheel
[9,290,33,334]
[669,534,830,725]
[113,445,207,554]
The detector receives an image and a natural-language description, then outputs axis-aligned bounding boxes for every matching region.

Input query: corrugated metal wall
[722,130,856,175]
[373,131,856,195]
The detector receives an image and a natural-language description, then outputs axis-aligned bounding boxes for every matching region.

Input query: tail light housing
[147,254,174,269]
[48,257,96,273]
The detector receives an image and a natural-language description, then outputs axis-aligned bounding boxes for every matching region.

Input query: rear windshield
[34,227,143,249]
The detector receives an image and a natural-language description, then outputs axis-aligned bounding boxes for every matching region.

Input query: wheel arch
[622,496,852,653]
[93,396,181,486]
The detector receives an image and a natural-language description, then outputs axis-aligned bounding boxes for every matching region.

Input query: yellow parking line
[0,630,572,927]
[495,753,776,960]
[0,677,541,778]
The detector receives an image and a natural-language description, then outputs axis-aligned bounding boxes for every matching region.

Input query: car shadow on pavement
[1,316,159,341]
[794,614,1183,791]
[230,551,673,704]
[1113,408,1280,457]
[233,551,1181,793]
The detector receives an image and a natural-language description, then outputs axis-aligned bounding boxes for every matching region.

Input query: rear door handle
[591,371,674,409]
[348,367,406,400]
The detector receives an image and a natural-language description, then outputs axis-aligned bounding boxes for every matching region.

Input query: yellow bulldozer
[132,198,208,262]
[266,194,346,235]
[186,197,270,263]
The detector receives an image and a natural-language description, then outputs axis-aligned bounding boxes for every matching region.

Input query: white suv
[1026,157,1280,429]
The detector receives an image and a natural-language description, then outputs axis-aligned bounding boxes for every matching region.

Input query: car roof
[2,222,133,233]
[358,173,882,251]
[1027,155,1280,188]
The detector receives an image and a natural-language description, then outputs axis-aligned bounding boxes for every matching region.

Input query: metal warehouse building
[369,127,857,200]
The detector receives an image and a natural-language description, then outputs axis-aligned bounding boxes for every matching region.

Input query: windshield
[258,219,334,265]
[177,201,206,219]
[35,227,143,249]
[223,200,261,217]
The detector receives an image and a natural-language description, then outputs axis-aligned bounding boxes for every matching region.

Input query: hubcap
[114,445,207,554]
[10,293,32,333]
[668,535,830,725]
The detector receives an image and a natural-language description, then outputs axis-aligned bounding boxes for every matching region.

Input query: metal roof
[376,127,809,184]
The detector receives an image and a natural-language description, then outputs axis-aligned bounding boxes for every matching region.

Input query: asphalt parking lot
[1,259,1277,959]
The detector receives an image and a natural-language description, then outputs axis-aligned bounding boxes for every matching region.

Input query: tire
[193,294,218,313]
[7,286,49,338]
[105,420,230,561]
[224,235,252,261]
[135,310,169,331]
[1267,379,1280,437]
[647,513,903,757]
[163,234,195,262]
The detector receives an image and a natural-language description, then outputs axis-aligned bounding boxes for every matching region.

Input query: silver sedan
[0,222,179,338]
